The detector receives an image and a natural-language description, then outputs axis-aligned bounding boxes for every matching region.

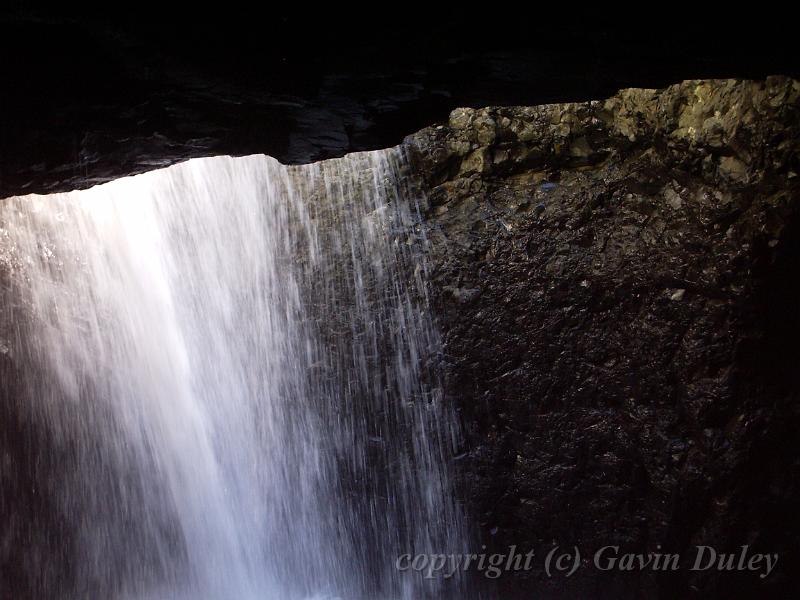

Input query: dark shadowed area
[1,7,798,196]
[2,7,799,600]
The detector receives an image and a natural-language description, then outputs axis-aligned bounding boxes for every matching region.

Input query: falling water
[0,149,468,599]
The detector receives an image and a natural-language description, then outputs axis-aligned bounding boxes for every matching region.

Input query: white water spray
[0,149,468,599]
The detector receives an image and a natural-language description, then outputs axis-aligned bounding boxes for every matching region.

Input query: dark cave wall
[1,74,798,600]
[407,77,800,599]
[2,9,798,200]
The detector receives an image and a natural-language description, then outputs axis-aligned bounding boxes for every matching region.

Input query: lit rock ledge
[405,77,800,598]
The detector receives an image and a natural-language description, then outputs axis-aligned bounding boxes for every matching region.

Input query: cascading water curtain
[0,149,470,600]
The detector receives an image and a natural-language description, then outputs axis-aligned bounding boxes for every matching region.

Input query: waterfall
[0,149,467,599]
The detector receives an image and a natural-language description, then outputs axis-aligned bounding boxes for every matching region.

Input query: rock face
[3,9,798,200]
[406,77,800,598]
[2,76,798,599]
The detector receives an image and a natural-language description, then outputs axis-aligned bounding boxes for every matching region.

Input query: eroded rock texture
[407,77,800,599]
[3,9,797,200]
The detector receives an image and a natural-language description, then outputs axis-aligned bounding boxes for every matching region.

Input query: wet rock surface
[407,77,800,599]
[2,13,800,593]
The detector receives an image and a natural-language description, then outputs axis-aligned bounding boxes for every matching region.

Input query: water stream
[0,149,467,599]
